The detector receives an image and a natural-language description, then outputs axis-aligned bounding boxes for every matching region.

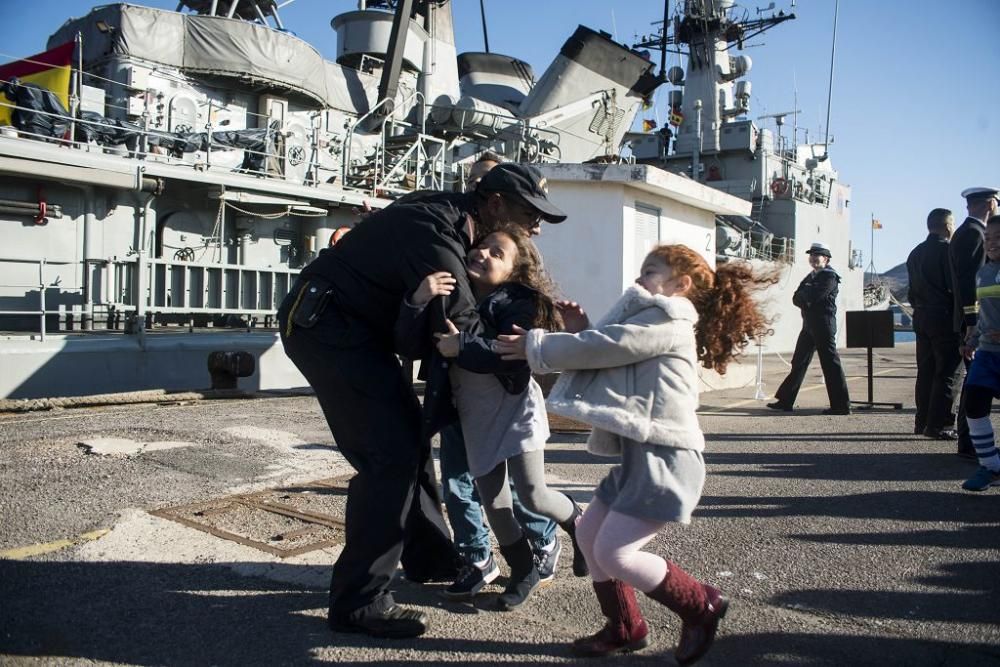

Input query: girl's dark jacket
[396,281,540,437]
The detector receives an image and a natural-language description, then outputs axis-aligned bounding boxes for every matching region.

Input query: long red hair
[646,245,778,374]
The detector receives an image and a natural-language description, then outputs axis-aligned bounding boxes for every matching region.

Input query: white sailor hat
[961,186,1000,201]
[805,241,831,258]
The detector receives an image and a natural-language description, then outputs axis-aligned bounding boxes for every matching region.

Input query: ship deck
[1,342,998,665]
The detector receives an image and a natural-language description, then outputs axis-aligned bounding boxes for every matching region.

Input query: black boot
[558,492,590,577]
[496,536,541,611]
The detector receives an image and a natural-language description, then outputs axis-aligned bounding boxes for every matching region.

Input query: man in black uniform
[278,164,566,638]
[907,208,961,439]
[950,187,1000,457]
[767,242,852,414]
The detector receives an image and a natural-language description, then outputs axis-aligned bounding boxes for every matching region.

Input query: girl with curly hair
[495,244,776,665]
[400,225,588,612]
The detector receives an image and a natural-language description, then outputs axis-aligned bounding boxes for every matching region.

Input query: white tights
[575,497,669,593]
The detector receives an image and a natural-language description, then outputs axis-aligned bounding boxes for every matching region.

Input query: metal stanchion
[753,334,767,400]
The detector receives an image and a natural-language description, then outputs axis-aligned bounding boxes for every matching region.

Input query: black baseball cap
[477,163,567,223]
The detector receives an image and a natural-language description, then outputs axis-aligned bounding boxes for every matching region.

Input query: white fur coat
[525,285,705,456]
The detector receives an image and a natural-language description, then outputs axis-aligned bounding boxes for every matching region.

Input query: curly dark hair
[478,224,563,332]
[646,245,778,374]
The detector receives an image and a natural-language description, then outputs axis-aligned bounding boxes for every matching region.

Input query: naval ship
[0,0,661,399]
[0,0,861,400]
[628,0,868,353]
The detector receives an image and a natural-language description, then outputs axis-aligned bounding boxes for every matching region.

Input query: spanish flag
[0,42,75,127]
[642,119,657,132]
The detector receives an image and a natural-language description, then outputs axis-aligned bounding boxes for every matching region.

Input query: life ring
[770,178,790,197]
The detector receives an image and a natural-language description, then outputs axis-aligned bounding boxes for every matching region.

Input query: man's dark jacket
[949,216,986,332]
[906,233,953,314]
[300,191,481,344]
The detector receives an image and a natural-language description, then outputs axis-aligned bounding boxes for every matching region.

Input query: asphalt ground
[1,342,998,666]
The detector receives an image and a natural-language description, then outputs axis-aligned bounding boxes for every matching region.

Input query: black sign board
[846,310,895,349]
[845,309,902,410]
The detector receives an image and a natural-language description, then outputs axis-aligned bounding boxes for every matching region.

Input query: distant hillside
[867,261,909,300]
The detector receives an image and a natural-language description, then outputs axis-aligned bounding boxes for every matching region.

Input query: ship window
[633,202,661,280]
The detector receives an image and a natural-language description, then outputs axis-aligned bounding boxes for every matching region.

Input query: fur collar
[593,285,699,328]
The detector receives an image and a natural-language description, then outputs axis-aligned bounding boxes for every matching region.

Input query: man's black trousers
[279,300,458,620]
[774,315,851,410]
[912,309,962,432]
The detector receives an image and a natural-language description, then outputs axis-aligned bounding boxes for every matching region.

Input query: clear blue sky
[3,0,998,271]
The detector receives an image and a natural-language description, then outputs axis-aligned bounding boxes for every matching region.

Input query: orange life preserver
[770,178,790,197]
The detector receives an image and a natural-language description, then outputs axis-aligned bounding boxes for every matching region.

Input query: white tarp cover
[48,4,335,107]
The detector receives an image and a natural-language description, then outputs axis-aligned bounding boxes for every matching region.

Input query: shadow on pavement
[3,558,998,666]
[791,524,1000,550]
[704,451,979,482]
[709,631,1000,666]
[0,559,633,665]
[707,431,919,442]
[771,561,1000,625]
[697,490,999,524]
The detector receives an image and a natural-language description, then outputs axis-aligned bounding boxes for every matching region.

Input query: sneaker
[440,554,500,599]
[535,538,562,584]
[961,466,1000,492]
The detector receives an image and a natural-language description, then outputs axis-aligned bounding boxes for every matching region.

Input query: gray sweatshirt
[970,260,1000,353]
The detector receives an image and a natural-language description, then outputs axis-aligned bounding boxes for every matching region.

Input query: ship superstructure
[630,0,866,351]
[0,0,662,398]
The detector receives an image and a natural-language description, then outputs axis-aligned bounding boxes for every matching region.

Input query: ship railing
[721,230,795,264]
[342,90,452,196]
[0,256,78,342]
[105,256,299,327]
[0,254,299,339]
[773,160,834,207]
[432,100,564,164]
[0,94,330,188]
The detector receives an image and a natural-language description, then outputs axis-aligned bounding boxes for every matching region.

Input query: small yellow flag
[872,219,883,230]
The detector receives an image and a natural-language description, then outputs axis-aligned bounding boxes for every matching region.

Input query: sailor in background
[949,187,1000,458]
[907,208,962,439]
[767,242,852,415]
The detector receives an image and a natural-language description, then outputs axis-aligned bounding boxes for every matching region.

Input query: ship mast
[634,0,795,161]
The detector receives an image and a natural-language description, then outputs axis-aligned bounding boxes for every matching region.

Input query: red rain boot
[571,579,650,657]
[644,562,728,666]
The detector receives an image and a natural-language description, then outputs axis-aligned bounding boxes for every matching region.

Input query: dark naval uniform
[278,190,479,627]
[949,216,986,333]
[907,233,961,434]
[773,266,851,412]
[949,215,987,452]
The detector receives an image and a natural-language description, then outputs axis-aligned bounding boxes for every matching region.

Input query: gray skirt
[594,436,705,524]
[450,366,550,479]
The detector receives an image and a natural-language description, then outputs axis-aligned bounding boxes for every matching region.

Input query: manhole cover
[150,475,353,558]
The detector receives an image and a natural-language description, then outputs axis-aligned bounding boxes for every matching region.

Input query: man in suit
[907,208,962,439]
[950,187,1000,458]
[768,241,852,415]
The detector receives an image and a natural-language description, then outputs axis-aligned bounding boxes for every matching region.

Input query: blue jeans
[439,423,556,563]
